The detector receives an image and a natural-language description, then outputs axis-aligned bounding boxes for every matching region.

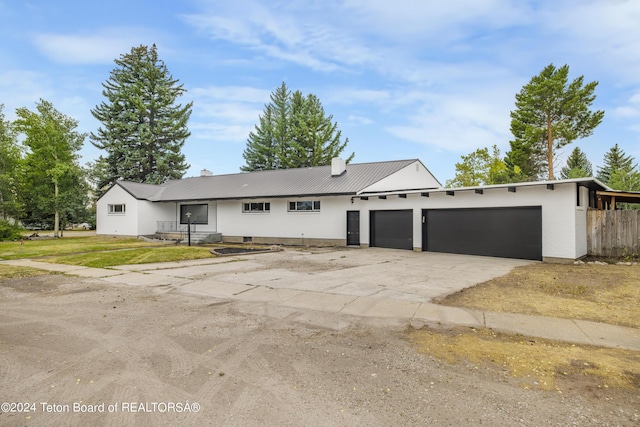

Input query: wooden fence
[587,210,640,257]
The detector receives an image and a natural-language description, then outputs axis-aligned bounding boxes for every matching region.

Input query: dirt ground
[439,263,640,329]
[1,274,639,426]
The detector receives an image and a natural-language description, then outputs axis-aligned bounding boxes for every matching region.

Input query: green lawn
[0,236,215,267]
[0,236,158,260]
[43,246,214,268]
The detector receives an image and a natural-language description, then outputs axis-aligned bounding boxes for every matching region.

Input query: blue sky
[1,0,639,183]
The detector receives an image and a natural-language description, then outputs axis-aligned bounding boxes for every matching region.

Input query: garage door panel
[424,207,542,260]
[370,210,413,250]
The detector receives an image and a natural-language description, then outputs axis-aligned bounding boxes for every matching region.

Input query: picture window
[180,204,208,224]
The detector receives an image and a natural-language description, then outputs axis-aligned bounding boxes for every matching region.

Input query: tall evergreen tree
[597,144,640,190]
[504,138,541,182]
[242,82,289,171]
[14,100,87,237]
[0,104,23,220]
[507,63,604,180]
[283,92,352,168]
[597,144,635,183]
[560,147,592,179]
[242,82,353,171]
[91,44,191,194]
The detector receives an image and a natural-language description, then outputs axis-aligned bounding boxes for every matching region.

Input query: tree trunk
[54,181,60,238]
[547,115,554,180]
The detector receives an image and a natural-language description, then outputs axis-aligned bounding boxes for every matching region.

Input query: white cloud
[325,89,391,105]
[348,115,373,125]
[629,92,640,104]
[612,106,640,119]
[542,0,640,83]
[32,28,161,64]
[387,91,513,153]
[0,70,53,117]
[342,0,533,44]
[182,1,377,72]
[191,86,271,104]
[189,85,269,143]
[189,122,251,143]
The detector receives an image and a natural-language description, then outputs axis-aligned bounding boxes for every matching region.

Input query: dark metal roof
[117,181,165,200]
[116,159,420,202]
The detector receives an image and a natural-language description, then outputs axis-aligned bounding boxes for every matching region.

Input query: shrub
[0,220,24,241]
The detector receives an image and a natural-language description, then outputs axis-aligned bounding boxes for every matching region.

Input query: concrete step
[180,232,222,245]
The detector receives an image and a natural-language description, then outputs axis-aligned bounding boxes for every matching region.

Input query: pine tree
[242,82,289,171]
[597,144,634,183]
[504,138,542,182]
[560,147,592,179]
[283,92,352,168]
[507,64,604,180]
[242,82,353,171]
[597,144,640,190]
[91,44,191,193]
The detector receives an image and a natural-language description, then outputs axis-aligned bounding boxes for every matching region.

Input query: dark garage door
[422,207,542,260]
[370,210,413,250]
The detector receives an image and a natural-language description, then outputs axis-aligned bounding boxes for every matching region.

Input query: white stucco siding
[352,183,580,259]
[575,185,589,258]
[96,185,142,236]
[141,202,175,235]
[361,161,440,193]
[217,197,350,240]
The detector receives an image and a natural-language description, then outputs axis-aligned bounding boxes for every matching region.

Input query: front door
[346,211,360,246]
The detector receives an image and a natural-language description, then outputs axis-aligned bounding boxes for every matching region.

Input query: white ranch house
[97,158,609,262]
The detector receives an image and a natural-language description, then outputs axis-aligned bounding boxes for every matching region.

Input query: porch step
[180,232,222,245]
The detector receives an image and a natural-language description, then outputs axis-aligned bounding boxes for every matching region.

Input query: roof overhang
[154,192,359,203]
[353,177,610,199]
[596,190,640,209]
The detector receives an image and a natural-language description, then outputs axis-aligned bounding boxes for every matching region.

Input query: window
[243,202,270,213]
[108,204,125,214]
[288,200,321,212]
[180,204,208,224]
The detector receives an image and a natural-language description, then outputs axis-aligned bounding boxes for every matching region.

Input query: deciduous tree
[0,104,22,220]
[507,64,604,180]
[14,100,87,237]
[446,145,509,187]
[91,44,191,194]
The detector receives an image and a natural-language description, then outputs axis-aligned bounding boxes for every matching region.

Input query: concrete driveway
[108,247,533,305]
[8,248,639,349]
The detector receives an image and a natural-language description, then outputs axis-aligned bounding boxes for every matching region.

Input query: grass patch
[0,265,55,279]
[1,236,214,267]
[409,326,640,392]
[0,236,156,260]
[42,246,214,268]
[438,263,640,329]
